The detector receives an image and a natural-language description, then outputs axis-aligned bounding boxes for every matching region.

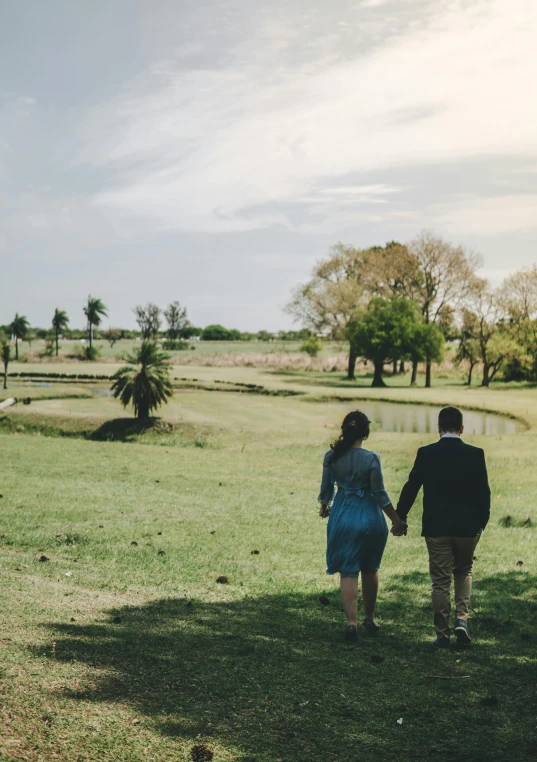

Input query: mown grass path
[1,375,536,761]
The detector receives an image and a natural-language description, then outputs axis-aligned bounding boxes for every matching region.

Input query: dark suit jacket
[396,437,490,537]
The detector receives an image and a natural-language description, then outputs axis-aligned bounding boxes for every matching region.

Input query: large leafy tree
[111,341,173,420]
[51,308,69,357]
[164,301,190,339]
[406,231,482,387]
[347,298,432,387]
[83,297,108,349]
[10,313,30,360]
[286,243,373,379]
[134,303,162,339]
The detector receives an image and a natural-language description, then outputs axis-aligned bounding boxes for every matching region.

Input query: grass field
[1,365,536,762]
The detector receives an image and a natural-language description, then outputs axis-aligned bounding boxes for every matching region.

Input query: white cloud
[428,194,537,236]
[78,0,537,233]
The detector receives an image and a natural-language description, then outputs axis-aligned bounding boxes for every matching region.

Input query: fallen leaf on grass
[38,555,49,562]
[14,566,21,571]
[397,718,403,725]
[132,719,142,725]
[216,575,229,584]
[65,572,72,577]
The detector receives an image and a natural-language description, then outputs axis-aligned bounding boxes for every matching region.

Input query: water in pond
[333,401,524,435]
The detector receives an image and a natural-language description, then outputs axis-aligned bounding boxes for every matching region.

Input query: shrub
[162,340,190,350]
[299,336,324,357]
[75,345,101,361]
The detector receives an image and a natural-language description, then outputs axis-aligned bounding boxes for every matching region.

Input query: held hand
[319,503,330,518]
[390,518,408,536]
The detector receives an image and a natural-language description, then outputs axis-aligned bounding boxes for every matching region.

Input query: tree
[286,243,374,379]
[51,309,69,357]
[201,324,241,341]
[10,313,30,360]
[111,341,173,421]
[164,301,190,340]
[407,322,445,386]
[1,334,10,389]
[499,264,537,379]
[84,297,108,349]
[347,298,427,387]
[134,303,162,339]
[463,282,521,387]
[455,312,481,385]
[103,328,122,347]
[406,231,482,387]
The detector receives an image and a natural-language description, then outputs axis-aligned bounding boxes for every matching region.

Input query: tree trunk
[425,361,432,388]
[55,332,59,357]
[88,321,93,349]
[467,362,475,386]
[346,346,357,381]
[372,361,386,387]
[392,359,398,375]
[399,360,405,374]
[481,363,490,387]
[15,338,19,361]
[410,361,418,386]
[3,366,7,389]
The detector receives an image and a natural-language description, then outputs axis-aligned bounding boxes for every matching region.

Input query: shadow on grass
[35,573,537,762]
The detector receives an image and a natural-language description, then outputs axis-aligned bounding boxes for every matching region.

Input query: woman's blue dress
[318,447,391,576]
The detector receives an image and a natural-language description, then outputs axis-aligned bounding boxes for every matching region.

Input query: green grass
[1,375,536,762]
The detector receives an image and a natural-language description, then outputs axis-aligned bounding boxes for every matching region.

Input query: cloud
[428,194,537,236]
[76,0,537,234]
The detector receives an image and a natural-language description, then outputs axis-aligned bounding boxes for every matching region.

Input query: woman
[318,410,407,641]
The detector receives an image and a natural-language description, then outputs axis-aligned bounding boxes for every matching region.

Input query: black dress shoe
[345,625,358,641]
[363,617,380,635]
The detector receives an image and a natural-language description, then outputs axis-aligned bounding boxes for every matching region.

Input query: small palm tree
[10,313,30,360]
[83,296,108,348]
[111,342,173,420]
[1,337,10,389]
[51,308,70,357]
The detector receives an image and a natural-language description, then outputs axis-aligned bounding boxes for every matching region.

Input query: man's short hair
[438,406,463,432]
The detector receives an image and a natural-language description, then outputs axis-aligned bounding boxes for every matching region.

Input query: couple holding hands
[318,407,491,648]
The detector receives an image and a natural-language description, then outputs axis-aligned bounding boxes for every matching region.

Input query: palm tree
[10,313,30,360]
[51,309,70,357]
[111,342,173,420]
[83,296,108,349]
[1,336,10,389]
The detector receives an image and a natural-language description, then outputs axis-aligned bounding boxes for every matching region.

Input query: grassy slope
[1,373,536,762]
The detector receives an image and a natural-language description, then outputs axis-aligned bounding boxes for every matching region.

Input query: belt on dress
[337,487,366,498]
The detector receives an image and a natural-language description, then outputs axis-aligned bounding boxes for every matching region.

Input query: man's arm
[478,449,491,530]
[396,448,425,522]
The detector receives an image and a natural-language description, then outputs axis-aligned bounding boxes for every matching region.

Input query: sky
[1,0,536,331]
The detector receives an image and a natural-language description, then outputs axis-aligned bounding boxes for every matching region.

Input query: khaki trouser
[425,533,481,639]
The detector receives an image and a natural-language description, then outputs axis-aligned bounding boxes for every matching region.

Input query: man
[395,406,491,648]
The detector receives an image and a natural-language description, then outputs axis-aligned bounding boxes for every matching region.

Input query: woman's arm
[318,453,335,517]
[382,502,407,535]
[371,454,407,535]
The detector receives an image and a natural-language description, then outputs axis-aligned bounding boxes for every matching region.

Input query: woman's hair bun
[329,410,370,463]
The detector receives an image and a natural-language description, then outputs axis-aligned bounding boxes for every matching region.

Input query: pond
[333,401,525,435]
